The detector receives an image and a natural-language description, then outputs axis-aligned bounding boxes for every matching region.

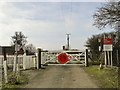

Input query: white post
[13,55,17,72]
[104,35,107,67]
[37,49,39,69]
[3,48,8,84]
[105,51,107,67]
[3,60,8,83]
[108,51,110,65]
[0,58,2,89]
[13,43,17,72]
[17,56,20,76]
[23,53,26,70]
[41,52,43,65]
[111,51,113,68]
[33,57,36,69]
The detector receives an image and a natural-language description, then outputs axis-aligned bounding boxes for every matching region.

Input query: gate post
[23,53,26,70]
[85,49,89,67]
[0,46,2,89]
[37,48,41,69]
[3,48,8,83]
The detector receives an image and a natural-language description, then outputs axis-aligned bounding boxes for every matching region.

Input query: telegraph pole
[66,34,71,50]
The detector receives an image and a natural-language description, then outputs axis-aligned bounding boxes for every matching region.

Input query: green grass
[83,65,119,88]
[2,72,28,89]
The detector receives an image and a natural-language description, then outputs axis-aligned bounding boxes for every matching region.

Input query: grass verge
[2,71,28,89]
[83,65,119,89]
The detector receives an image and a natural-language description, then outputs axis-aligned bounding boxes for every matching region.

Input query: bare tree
[25,44,36,55]
[93,1,120,30]
[11,32,27,73]
[93,1,120,46]
[11,32,27,50]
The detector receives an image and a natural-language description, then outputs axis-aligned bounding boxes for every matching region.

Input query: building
[0,46,24,55]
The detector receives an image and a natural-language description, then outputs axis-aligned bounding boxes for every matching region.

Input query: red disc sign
[103,38,112,45]
[58,53,68,64]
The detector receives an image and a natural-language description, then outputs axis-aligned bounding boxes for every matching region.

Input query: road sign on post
[103,38,113,51]
[103,38,113,68]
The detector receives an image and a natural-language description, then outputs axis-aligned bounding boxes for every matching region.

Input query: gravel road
[22,65,99,88]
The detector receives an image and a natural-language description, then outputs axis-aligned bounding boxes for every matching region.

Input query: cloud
[0,2,112,50]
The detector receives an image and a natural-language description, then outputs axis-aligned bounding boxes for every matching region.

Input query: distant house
[0,46,24,55]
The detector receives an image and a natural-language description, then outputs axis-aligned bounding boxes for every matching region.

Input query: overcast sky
[0,2,114,50]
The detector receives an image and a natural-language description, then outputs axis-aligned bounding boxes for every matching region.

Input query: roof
[1,46,15,55]
[0,46,24,55]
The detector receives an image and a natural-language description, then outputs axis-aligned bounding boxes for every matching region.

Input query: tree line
[85,1,120,66]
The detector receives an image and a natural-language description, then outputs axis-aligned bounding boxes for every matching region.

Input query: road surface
[22,65,99,88]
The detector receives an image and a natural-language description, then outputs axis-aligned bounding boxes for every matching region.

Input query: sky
[0,1,114,50]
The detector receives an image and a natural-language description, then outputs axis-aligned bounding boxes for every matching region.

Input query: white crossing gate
[41,50,87,66]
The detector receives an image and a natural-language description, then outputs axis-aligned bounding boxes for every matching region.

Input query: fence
[0,55,36,70]
[23,55,37,70]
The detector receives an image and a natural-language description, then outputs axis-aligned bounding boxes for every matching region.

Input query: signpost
[103,37,113,68]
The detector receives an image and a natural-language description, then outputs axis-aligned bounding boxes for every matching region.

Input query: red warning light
[58,53,69,64]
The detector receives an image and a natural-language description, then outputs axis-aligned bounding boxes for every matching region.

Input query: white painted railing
[41,52,58,65]
[23,55,36,70]
[0,55,36,70]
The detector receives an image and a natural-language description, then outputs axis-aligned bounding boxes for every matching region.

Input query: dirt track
[22,65,99,88]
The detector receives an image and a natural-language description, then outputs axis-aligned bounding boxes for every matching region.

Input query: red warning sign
[103,38,113,51]
[103,38,112,45]
[58,53,69,64]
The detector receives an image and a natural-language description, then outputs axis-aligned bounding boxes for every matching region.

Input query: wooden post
[13,43,18,73]
[111,51,113,68]
[107,51,110,65]
[0,46,2,89]
[104,35,107,67]
[33,56,36,69]
[117,50,119,66]
[85,49,88,67]
[3,48,8,83]
[17,56,20,77]
[100,51,103,69]
[37,48,41,69]
[105,51,107,67]
[23,53,26,70]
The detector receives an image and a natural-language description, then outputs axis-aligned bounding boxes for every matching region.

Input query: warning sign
[103,38,113,51]
[103,38,112,45]
[57,53,69,64]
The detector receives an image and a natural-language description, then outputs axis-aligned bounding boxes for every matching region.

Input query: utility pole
[66,34,71,50]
